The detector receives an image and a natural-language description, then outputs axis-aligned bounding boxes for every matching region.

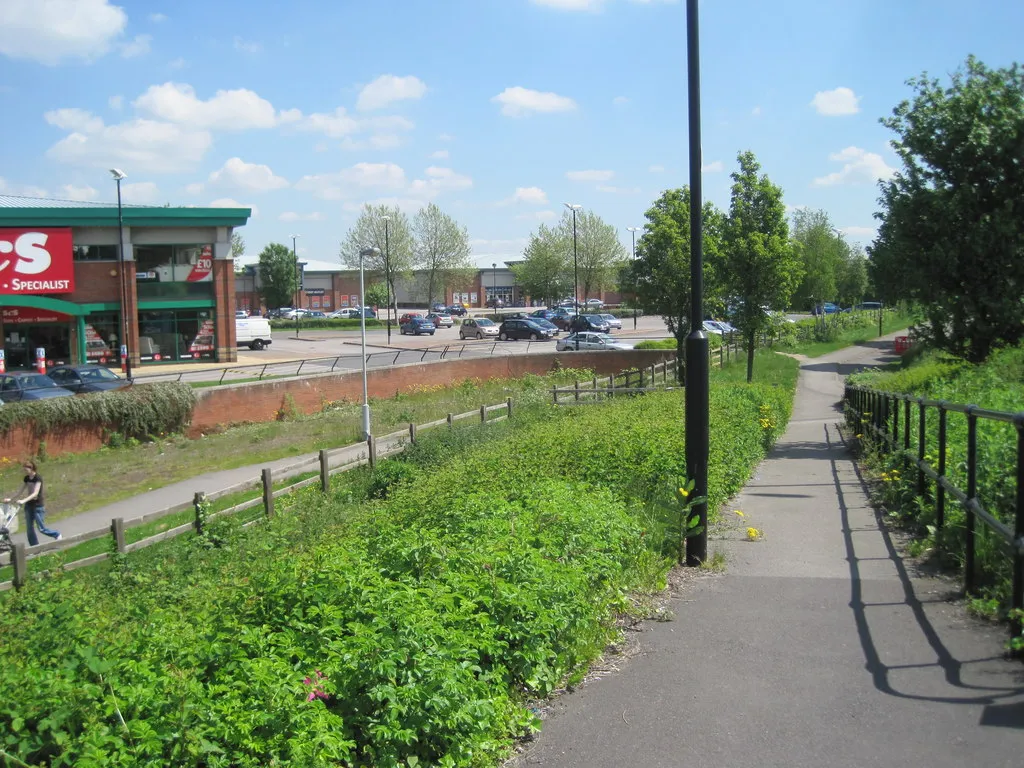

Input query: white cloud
[613,96,630,106]
[356,74,427,111]
[701,160,724,172]
[430,149,450,159]
[279,211,324,222]
[492,86,577,117]
[567,169,614,182]
[149,13,167,22]
[233,37,262,54]
[0,178,48,197]
[59,184,99,201]
[168,57,186,70]
[134,82,280,130]
[512,186,548,204]
[751,105,762,117]
[45,111,213,173]
[120,34,151,59]
[290,107,414,141]
[416,166,473,193]
[0,0,127,65]
[120,181,160,204]
[438,132,454,141]
[185,182,204,196]
[811,86,860,116]
[813,146,895,186]
[649,164,665,173]
[295,163,471,202]
[203,157,288,193]
[516,210,557,222]
[210,198,258,217]
[531,0,604,9]
[339,133,404,151]
[108,94,123,110]
[596,185,641,195]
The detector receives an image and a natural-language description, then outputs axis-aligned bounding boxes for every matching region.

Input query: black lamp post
[684,0,709,566]
[564,203,582,350]
[109,169,132,380]
[382,215,392,344]
[290,234,301,338]
[627,226,641,331]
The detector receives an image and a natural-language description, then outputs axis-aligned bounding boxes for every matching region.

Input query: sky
[1,0,1022,271]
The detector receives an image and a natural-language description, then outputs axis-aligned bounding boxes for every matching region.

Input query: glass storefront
[84,311,120,365]
[138,309,215,362]
[136,244,215,300]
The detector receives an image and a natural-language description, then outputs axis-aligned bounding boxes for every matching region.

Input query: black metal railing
[845,384,1024,644]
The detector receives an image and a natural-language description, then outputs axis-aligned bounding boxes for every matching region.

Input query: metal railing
[845,384,1024,644]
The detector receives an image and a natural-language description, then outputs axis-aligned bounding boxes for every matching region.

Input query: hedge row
[0,356,798,766]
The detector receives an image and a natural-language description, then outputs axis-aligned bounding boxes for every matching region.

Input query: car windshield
[21,374,57,388]
[595,334,616,343]
[79,368,120,381]
[477,318,495,326]
[584,315,603,321]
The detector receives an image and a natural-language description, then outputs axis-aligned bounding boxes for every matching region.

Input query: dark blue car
[0,372,75,401]
[399,316,436,336]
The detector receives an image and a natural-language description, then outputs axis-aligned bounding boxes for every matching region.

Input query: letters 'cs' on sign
[0,228,76,295]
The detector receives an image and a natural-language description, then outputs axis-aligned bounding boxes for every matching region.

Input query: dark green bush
[0,383,196,442]
[269,318,384,331]
[634,339,677,350]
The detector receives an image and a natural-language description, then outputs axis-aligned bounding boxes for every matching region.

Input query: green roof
[0,195,251,227]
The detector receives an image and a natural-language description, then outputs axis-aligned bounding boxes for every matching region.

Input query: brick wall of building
[67,261,123,304]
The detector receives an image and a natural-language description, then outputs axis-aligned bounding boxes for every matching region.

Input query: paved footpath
[515,335,1024,768]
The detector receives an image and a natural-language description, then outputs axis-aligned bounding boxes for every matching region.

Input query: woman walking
[4,461,61,546]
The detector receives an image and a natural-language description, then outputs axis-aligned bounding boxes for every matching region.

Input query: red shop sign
[0,228,75,295]
[186,245,213,282]
[1,307,73,324]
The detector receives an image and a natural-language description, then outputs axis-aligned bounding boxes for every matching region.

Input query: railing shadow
[828,422,1024,722]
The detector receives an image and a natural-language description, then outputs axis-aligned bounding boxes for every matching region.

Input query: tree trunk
[745,331,755,383]
[676,334,686,384]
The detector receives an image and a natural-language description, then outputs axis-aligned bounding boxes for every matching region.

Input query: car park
[47,365,130,394]
[498,318,556,341]
[399,316,436,336]
[426,312,454,328]
[549,308,578,330]
[599,313,622,330]
[0,372,75,401]
[569,314,612,334]
[530,309,558,321]
[459,318,499,339]
[556,332,635,352]
[527,317,561,335]
[446,304,468,317]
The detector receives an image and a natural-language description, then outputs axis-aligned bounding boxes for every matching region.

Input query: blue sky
[1,0,1022,270]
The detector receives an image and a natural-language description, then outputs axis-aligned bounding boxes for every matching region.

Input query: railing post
[112,517,126,554]
[965,407,978,595]
[408,422,417,444]
[368,434,377,469]
[893,394,900,451]
[447,412,454,428]
[904,398,911,452]
[552,385,558,404]
[12,543,26,589]
[262,468,274,518]
[937,403,947,531]
[506,397,513,419]
[592,375,598,393]
[480,404,487,423]
[574,380,580,402]
[193,492,206,534]
[319,449,330,492]
[1012,415,1024,650]
[917,399,927,498]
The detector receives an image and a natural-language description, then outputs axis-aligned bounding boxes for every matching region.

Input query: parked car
[702,320,724,335]
[328,308,357,319]
[549,308,578,330]
[556,332,635,352]
[599,313,622,330]
[281,308,310,320]
[854,302,883,311]
[430,302,447,313]
[426,312,454,328]
[498,318,556,341]
[236,316,274,350]
[585,298,604,310]
[811,302,839,316]
[446,304,468,317]
[486,297,505,309]
[305,311,327,319]
[530,309,558,321]
[0,372,75,401]
[399,316,436,336]
[569,314,611,334]
[398,312,423,325]
[527,317,561,335]
[266,308,291,320]
[48,365,130,394]
[459,317,499,339]
[557,297,577,308]
[235,310,250,319]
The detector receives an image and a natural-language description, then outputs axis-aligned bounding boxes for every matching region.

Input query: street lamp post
[109,169,132,380]
[382,215,392,345]
[290,234,301,338]
[564,203,582,350]
[684,0,709,566]
[358,247,380,441]
[626,226,641,331]
[492,263,497,317]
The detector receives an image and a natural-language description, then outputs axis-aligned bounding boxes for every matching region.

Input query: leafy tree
[512,224,571,305]
[871,55,1024,362]
[559,209,627,301]
[836,243,869,307]
[790,208,846,312]
[340,204,414,314]
[627,188,726,377]
[230,232,245,261]
[413,203,473,304]
[257,242,298,310]
[723,150,802,382]
[364,282,388,308]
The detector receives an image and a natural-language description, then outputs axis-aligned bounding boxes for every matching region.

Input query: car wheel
[499,332,508,341]
[530,333,538,341]
[476,332,483,339]
[249,339,264,351]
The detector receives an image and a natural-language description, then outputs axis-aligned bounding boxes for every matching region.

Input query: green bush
[269,318,384,331]
[0,383,196,443]
[635,339,677,350]
[0,357,798,766]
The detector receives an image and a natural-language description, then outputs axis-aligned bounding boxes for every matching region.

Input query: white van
[236,317,273,350]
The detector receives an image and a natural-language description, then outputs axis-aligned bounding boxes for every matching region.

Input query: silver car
[459,317,499,339]
[599,313,622,330]
[556,332,634,351]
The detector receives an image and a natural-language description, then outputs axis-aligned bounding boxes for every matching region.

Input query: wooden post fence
[12,543,26,589]
[112,517,126,554]
[319,449,330,492]
[262,468,274,518]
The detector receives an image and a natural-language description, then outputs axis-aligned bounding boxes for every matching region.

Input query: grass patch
[778,310,914,357]
[189,374,283,389]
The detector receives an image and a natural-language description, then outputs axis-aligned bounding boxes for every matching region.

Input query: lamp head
[563,202,582,211]
[359,247,380,257]
[109,168,127,181]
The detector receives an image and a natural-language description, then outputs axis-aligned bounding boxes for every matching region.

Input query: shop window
[84,311,121,365]
[73,245,119,261]
[138,309,215,363]
[136,244,214,299]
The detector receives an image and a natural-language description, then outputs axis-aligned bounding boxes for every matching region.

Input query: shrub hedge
[269,318,385,331]
[0,358,797,766]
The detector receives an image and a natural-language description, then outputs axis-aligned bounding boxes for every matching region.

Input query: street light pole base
[361,404,371,442]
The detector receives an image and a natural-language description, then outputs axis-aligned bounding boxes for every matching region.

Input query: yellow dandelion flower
[746,527,763,541]
[678,488,689,498]
[734,510,745,517]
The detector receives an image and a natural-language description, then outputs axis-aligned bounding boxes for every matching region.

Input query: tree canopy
[413,203,473,304]
[257,242,298,310]
[870,55,1024,362]
[511,223,570,305]
[562,209,627,301]
[340,204,415,310]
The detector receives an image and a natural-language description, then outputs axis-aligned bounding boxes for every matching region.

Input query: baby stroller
[0,501,20,554]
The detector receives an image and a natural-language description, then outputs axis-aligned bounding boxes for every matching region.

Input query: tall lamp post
[626,226,641,331]
[290,234,301,338]
[492,263,497,316]
[684,0,709,566]
[109,169,132,380]
[358,247,379,441]
[564,203,582,350]
[382,215,392,345]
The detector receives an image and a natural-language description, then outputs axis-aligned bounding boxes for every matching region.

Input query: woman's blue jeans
[25,504,59,546]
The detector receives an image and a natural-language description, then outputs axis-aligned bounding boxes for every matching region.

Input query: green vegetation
[634,339,677,351]
[269,317,385,330]
[774,309,914,357]
[847,342,1024,615]
[0,354,798,766]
